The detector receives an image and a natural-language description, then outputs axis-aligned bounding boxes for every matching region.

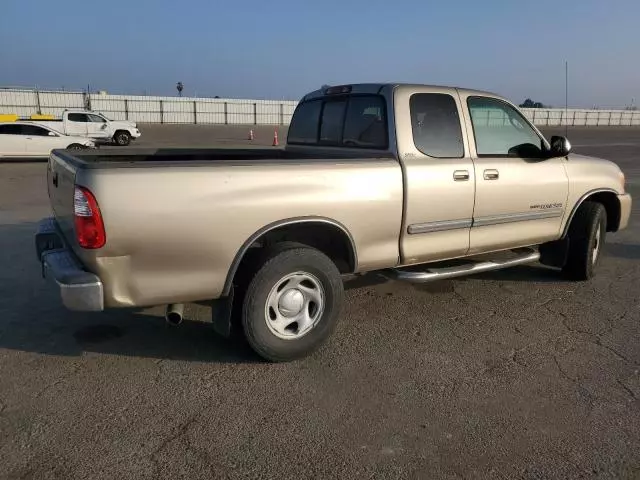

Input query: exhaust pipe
[165,303,184,326]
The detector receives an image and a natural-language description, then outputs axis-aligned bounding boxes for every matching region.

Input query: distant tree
[176,82,184,97]
[320,84,331,91]
[519,98,546,108]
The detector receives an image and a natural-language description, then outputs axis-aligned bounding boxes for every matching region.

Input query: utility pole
[565,60,568,137]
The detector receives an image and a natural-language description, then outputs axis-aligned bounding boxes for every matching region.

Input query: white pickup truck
[32,110,141,146]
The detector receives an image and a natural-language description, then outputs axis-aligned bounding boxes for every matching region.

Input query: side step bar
[381,248,540,283]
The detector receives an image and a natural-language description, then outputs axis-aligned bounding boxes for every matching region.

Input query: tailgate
[47,151,78,246]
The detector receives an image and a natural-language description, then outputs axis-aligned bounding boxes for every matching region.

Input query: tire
[67,143,85,150]
[562,201,607,280]
[114,131,131,146]
[241,245,344,362]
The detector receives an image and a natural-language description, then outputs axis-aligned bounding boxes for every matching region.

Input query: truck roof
[300,83,508,103]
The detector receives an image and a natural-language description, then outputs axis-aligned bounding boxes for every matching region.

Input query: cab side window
[410,93,464,158]
[467,96,544,157]
[68,113,89,122]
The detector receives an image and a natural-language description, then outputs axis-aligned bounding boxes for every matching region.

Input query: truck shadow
[0,221,259,364]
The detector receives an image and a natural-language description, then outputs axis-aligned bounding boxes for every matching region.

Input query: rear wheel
[113,131,131,146]
[562,201,607,280]
[241,245,343,362]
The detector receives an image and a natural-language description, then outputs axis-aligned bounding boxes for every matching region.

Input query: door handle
[483,169,499,180]
[453,170,470,181]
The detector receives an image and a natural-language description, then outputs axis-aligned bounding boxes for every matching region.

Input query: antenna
[565,60,568,137]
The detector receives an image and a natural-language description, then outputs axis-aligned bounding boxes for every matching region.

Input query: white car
[0,122,95,159]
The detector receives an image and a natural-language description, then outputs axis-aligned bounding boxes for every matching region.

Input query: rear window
[410,93,464,158]
[288,95,388,149]
[0,124,22,134]
[287,101,321,144]
[319,100,346,143]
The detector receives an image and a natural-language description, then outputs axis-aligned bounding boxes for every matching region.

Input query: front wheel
[113,131,131,146]
[241,246,344,362]
[562,201,607,280]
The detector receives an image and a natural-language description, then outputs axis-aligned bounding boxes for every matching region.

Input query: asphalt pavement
[0,125,638,480]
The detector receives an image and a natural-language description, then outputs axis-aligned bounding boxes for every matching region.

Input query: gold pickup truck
[35,83,632,362]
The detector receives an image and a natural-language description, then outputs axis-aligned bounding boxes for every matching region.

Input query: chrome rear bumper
[35,217,104,311]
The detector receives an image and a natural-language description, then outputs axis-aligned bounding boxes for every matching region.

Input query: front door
[86,113,111,139]
[396,87,476,265]
[459,94,569,254]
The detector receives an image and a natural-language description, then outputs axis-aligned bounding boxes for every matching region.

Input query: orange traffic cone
[272,129,279,146]
[248,129,254,140]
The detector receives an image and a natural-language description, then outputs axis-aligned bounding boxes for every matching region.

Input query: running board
[381,248,540,283]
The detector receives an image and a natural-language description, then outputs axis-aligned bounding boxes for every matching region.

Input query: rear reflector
[74,186,106,249]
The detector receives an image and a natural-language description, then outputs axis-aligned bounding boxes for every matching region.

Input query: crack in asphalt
[149,413,199,478]
[544,302,639,367]
[617,379,638,401]
[34,363,82,399]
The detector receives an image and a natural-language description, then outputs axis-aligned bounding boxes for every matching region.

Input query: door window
[410,93,464,158]
[467,96,544,157]
[19,125,51,136]
[68,113,89,122]
[88,114,106,123]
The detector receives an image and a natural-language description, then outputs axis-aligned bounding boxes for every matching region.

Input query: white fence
[0,88,298,125]
[1,87,639,126]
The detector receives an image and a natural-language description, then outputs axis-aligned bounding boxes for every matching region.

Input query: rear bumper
[35,217,104,311]
[618,193,632,231]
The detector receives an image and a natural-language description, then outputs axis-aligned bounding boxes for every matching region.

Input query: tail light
[74,186,106,249]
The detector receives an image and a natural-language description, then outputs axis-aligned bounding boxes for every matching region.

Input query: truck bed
[52,147,396,169]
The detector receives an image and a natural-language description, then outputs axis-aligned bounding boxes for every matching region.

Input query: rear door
[0,124,28,156]
[86,114,111,139]
[395,87,476,264]
[459,93,569,253]
[65,113,89,136]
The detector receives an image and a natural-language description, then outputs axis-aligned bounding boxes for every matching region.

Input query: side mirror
[48,131,57,137]
[549,135,571,157]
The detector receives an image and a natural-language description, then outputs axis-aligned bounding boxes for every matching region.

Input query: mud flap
[539,238,570,268]
[211,288,234,338]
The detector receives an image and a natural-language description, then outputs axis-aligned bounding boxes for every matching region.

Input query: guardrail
[1,87,639,126]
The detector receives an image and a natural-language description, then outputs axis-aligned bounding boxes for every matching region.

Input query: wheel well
[226,221,357,295]
[114,130,129,137]
[584,191,621,232]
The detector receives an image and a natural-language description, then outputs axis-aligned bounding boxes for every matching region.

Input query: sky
[1,0,639,108]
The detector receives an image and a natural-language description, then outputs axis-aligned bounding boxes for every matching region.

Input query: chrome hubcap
[265,272,325,339]
[592,224,601,265]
